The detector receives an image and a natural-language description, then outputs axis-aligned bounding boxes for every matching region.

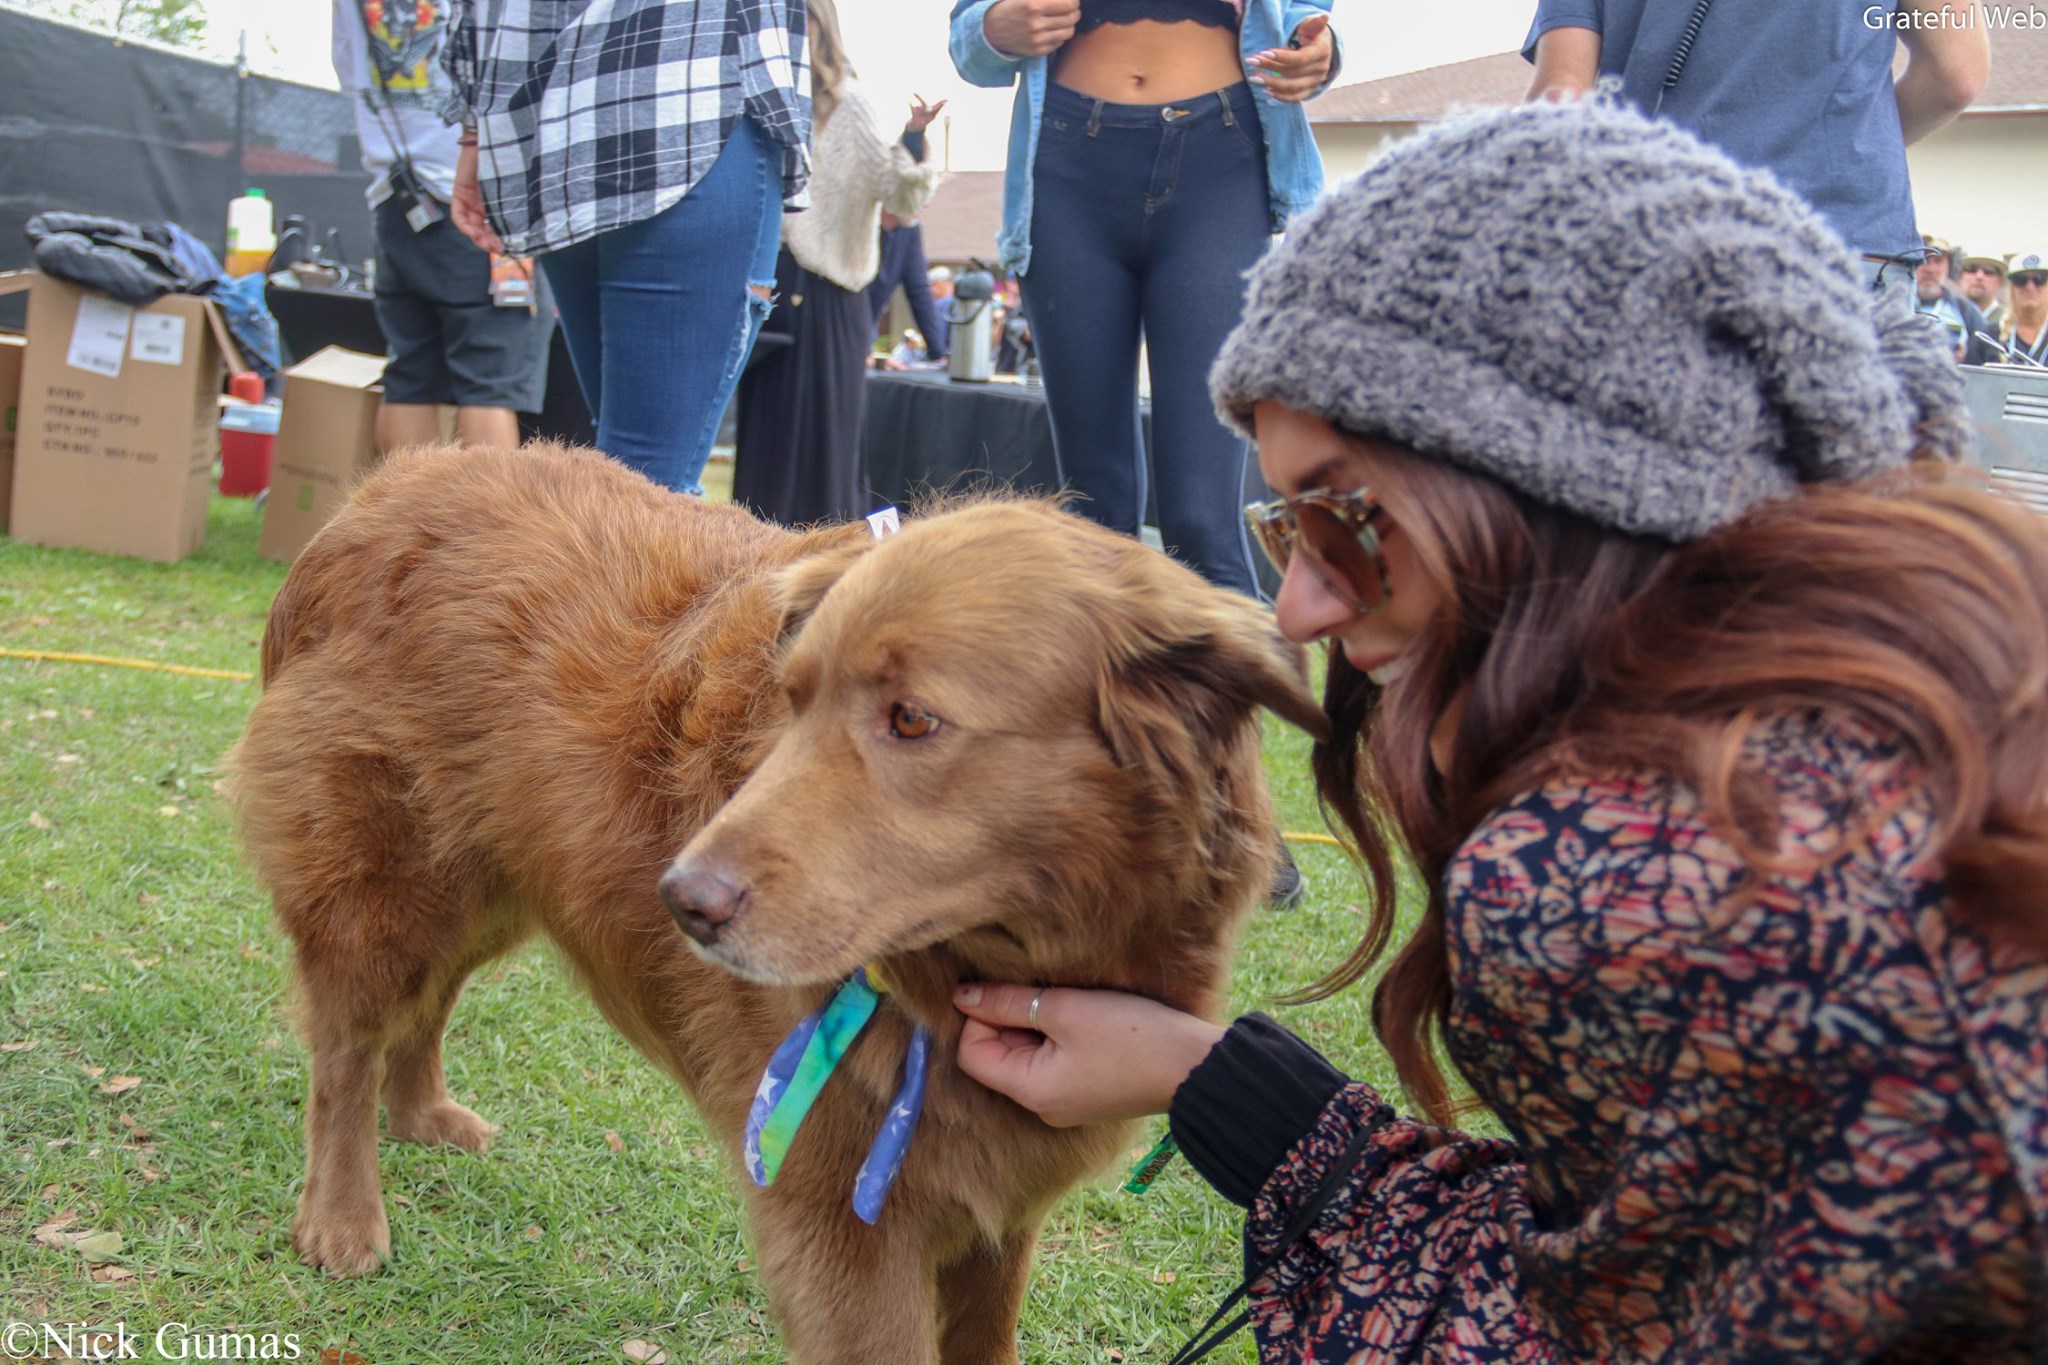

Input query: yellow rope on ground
[1281,831,1346,849]
[0,647,254,683]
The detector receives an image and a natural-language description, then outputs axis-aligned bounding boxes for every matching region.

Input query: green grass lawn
[0,491,1424,1364]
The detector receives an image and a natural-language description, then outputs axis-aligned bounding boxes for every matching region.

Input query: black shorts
[372,195,553,412]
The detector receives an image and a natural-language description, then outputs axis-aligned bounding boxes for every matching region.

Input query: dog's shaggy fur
[229,443,1324,1363]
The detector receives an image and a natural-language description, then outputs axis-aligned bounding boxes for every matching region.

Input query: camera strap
[353,0,438,226]
[1652,0,1717,116]
[1165,1121,1378,1364]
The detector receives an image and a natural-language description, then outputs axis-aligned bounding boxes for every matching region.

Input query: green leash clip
[1122,1129,1179,1194]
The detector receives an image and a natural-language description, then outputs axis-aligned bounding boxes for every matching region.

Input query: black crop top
[1074,0,1244,37]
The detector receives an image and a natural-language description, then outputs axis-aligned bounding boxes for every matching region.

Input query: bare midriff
[1051,19,1243,104]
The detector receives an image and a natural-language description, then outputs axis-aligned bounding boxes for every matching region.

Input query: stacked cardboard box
[0,271,242,562]
[258,346,386,564]
[0,332,22,532]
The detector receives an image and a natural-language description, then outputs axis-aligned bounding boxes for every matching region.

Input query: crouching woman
[956,101,2048,1359]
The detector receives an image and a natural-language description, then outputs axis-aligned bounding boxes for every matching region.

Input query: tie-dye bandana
[743,966,932,1225]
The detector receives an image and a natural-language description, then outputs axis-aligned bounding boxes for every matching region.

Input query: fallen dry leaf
[79,982,108,994]
[1105,1351,1125,1363]
[90,1264,135,1282]
[99,1076,141,1096]
[55,753,79,765]
[524,1225,542,1240]
[604,1131,624,1154]
[1150,1270,1178,1285]
[621,1341,668,1364]
[28,812,53,830]
[158,805,182,818]
[1,1040,36,1052]
[80,1064,105,1079]
[316,1351,368,1365]
[33,1211,80,1238]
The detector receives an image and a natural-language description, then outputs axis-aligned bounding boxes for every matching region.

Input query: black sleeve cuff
[1168,1012,1349,1208]
[902,128,928,162]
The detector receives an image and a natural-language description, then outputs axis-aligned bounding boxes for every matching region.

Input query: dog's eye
[889,703,940,740]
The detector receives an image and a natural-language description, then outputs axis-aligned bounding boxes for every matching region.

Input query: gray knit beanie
[1211,100,1970,542]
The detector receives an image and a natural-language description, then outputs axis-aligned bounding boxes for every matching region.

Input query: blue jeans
[539,116,781,494]
[1021,82,1271,597]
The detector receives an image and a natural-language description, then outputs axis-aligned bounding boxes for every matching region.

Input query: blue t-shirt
[1523,0,1919,258]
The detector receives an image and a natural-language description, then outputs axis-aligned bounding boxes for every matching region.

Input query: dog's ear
[771,539,875,649]
[1096,589,1330,780]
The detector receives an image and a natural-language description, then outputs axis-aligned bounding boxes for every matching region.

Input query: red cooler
[219,400,281,496]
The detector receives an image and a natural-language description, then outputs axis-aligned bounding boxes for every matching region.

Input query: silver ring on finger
[1029,989,1044,1032]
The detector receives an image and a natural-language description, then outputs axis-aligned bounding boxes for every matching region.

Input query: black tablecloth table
[861,368,1280,600]
[861,367,1147,510]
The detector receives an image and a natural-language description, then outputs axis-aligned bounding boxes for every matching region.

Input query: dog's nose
[660,863,749,945]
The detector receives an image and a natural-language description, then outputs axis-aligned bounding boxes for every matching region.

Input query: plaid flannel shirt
[442,0,809,256]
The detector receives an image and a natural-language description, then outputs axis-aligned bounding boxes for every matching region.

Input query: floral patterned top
[1173,713,2048,1361]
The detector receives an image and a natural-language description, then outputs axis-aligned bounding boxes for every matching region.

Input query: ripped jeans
[539,115,781,494]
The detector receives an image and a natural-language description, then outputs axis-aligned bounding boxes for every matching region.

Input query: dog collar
[742,964,931,1225]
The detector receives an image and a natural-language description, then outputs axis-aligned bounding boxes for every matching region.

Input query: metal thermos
[947,269,996,383]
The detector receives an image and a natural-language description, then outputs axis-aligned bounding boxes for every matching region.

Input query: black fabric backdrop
[0,8,373,331]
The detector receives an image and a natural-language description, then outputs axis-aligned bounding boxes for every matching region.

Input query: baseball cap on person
[1922,234,1956,259]
[2011,249,2048,281]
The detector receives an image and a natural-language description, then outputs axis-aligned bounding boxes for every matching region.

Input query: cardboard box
[258,346,387,564]
[0,272,243,562]
[0,332,23,532]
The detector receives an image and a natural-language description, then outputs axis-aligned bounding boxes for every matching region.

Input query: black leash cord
[1166,1123,1379,1364]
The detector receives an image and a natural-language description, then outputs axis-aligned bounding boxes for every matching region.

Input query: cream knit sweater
[783,79,941,294]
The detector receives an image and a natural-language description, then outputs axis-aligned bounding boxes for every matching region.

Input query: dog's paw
[388,1100,498,1152]
[292,1205,391,1277]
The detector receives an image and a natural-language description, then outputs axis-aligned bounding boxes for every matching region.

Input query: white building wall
[1312,123,1406,189]
[1906,114,2048,257]
[1312,113,2047,258]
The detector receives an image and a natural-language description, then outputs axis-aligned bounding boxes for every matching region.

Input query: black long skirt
[733,247,873,526]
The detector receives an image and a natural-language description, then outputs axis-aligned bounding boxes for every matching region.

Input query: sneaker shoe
[1267,842,1306,910]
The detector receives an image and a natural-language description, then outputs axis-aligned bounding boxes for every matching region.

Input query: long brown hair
[1302,447,2048,1126]
[805,0,852,130]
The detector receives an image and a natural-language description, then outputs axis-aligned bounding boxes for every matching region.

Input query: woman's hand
[982,0,1080,59]
[906,94,949,135]
[1249,14,1333,103]
[450,138,504,255]
[954,983,1226,1128]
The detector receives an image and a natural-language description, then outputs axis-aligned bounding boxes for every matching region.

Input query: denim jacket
[947,0,1340,275]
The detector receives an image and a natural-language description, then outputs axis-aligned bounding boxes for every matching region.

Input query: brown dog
[229,443,1324,1363]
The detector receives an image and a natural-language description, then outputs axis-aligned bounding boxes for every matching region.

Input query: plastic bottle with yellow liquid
[225,188,275,277]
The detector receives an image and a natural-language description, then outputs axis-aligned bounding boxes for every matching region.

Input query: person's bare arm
[450,137,504,256]
[1525,25,1600,102]
[1894,0,1990,144]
